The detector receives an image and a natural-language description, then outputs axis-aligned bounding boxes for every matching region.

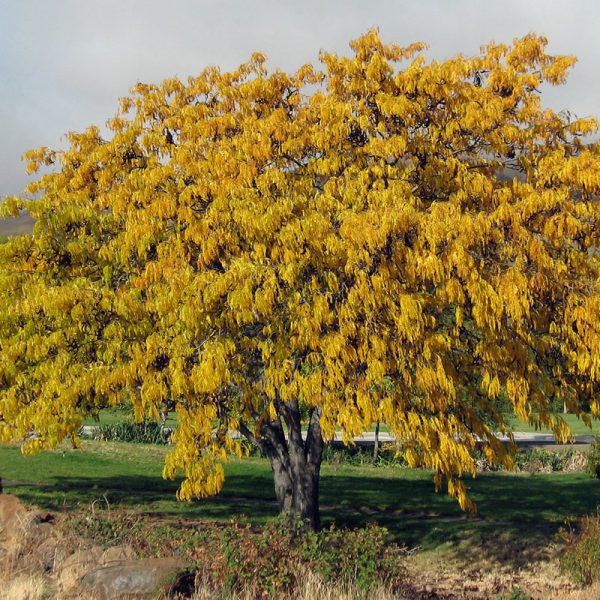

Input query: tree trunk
[270,448,321,531]
[243,402,324,531]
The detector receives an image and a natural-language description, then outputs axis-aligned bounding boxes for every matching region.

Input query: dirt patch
[405,537,587,599]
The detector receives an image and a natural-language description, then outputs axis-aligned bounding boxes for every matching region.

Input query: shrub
[67,509,144,548]
[321,445,406,467]
[242,442,406,467]
[473,447,588,474]
[560,511,600,585]
[298,522,404,592]
[515,448,563,473]
[65,508,212,560]
[218,520,296,596]
[92,420,170,444]
[492,587,532,600]
[322,445,590,473]
[514,447,588,473]
[208,519,407,598]
[587,436,600,479]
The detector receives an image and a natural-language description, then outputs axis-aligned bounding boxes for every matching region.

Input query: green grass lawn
[368,413,600,437]
[504,413,600,436]
[2,440,599,553]
[81,409,177,427]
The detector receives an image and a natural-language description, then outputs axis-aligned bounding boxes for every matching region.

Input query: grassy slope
[369,414,600,436]
[504,413,600,436]
[2,440,598,551]
[81,409,177,427]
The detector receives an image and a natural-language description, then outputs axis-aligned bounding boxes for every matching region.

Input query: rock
[0,494,57,550]
[100,544,137,565]
[57,547,103,595]
[0,494,64,578]
[0,494,28,535]
[78,557,183,600]
[34,536,67,573]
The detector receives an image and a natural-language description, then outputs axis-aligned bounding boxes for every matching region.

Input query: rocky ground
[0,493,186,599]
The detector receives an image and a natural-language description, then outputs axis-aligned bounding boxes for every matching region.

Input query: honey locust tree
[1,31,600,531]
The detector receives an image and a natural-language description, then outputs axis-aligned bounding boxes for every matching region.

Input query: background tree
[1,31,599,530]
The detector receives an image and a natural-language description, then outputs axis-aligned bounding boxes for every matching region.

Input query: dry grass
[188,570,402,600]
[552,581,600,599]
[403,544,595,600]
[0,571,595,600]
[0,574,49,600]
[0,507,37,580]
[0,574,402,600]
[0,555,598,599]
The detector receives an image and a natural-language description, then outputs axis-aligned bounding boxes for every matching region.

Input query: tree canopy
[1,31,599,528]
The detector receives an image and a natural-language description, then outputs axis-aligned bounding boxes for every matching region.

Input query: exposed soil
[404,540,578,599]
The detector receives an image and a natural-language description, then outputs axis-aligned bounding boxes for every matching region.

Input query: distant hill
[0,213,35,237]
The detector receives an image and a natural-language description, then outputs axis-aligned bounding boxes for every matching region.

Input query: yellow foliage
[1,30,599,511]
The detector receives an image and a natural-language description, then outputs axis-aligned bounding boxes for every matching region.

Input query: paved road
[79,425,595,447]
[333,431,595,447]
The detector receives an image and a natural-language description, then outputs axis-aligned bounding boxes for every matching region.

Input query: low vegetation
[560,511,600,585]
[57,511,409,597]
[1,439,599,597]
[587,436,600,479]
[91,419,171,444]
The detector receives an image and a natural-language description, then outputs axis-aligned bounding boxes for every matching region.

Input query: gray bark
[240,402,324,531]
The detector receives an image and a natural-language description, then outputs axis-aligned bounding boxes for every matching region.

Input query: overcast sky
[1,0,598,197]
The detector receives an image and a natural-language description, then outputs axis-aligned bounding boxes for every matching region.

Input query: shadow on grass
[3,440,598,570]
[321,469,600,569]
[7,467,599,547]
[6,471,279,523]
[323,469,599,520]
